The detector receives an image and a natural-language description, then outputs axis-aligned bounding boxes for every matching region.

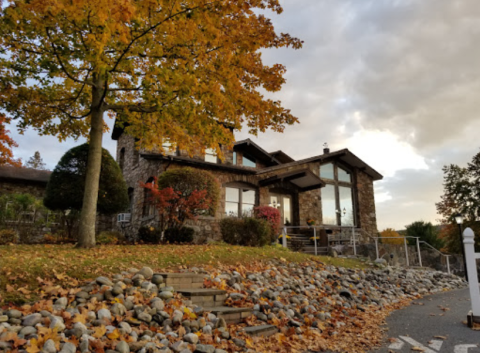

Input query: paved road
[373,288,480,353]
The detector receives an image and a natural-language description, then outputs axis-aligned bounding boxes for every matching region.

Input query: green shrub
[44,143,129,216]
[97,231,125,244]
[0,229,18,245]
[138,226,162,243]
[220,217,270,247]
[164,227,194,244]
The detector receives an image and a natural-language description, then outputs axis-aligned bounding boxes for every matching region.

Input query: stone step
[177,288,227,307]
[207,306,253,324]
[157,273,204,290]
[243,325,278,337]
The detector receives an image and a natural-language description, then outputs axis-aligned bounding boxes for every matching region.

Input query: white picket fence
[463,227,480,326]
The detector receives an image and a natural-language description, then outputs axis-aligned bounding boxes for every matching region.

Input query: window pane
[243,189,255,204]
[322,184,337,225]
[226,187,239,202]
[243,155,256,167]
[242,203,254,216]
[339,186,354,226]
[233,151,237,165]
[283,196,291,224]
[338,167,351,183]
[320,163,334,179]
[225,202,238,216]
[205,148,217,163]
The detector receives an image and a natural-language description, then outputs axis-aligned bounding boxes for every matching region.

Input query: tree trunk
[77,83,105,248]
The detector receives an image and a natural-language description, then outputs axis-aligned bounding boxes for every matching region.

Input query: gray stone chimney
[323,142,330,154]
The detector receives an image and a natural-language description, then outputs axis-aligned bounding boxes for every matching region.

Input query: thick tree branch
[46,28,92,86]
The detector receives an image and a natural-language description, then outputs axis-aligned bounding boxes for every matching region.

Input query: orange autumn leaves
[0,114,20,166]
[0,0,302,155]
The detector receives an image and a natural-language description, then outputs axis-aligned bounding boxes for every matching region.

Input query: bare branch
[46,28,92,86]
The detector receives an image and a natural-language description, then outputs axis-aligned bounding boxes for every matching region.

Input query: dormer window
[205,148,217,163]
[242,154,256,168]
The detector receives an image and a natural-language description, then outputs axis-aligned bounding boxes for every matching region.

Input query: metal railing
[419,241,451,274]
[281,225,359,256]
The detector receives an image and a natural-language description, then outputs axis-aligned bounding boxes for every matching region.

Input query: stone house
[0,165,51,198]
[113,126,383,244]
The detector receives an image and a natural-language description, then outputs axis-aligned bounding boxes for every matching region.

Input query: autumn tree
[0,115,20,166]
[25,151,47,170]
[405,221,444,250]
[379,228,404,245]
[436,151,480,252]
[0,0,301,247]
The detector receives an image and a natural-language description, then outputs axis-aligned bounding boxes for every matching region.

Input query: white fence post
[446,255,451,274]
[404,237,410,267]
[463,227,480,323]
[314,227,317,256]
[282,227,287,248]
[416,237,422,267]
[374,238,379,260]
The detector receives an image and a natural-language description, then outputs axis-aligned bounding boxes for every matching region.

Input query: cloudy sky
[7,0,480,231]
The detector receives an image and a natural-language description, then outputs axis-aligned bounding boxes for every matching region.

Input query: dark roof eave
[234,139,282,165]
[257,149,383,181]
[141,154,257,174]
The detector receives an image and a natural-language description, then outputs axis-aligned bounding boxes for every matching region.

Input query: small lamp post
[455,213,469,282]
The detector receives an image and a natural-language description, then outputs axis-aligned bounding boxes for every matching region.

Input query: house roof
[234,139,281,166]
[141,154,257,174]
[257,149,383,181]
[0,166,51,184]
[269,150,295,164]
[259,168,325,192]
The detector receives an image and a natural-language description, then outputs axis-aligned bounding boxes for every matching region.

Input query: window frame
[224,183,257,217]
[320,162,356,226]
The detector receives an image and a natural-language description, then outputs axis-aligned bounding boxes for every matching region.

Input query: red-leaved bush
[142,180,210,230]
[254,206,281,242]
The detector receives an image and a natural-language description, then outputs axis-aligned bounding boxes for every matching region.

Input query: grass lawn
[0,243,368,305]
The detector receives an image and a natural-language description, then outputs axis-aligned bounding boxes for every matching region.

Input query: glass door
[270,194,292,225]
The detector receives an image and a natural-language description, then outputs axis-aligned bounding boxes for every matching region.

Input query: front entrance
[269,193,292,225]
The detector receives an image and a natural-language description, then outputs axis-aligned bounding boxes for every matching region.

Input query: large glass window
[338,167,352,183]
[225,186,256,216]
[320,163,334,179]
[320,163,355,226]
[339,186,354,226]
[322,185,337,225]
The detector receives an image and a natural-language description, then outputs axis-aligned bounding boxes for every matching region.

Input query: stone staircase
[158,272,278,337]
[286,233,329,255]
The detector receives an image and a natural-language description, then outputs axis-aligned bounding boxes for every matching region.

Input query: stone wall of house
[0,180,47,198]
[355,169,378,240]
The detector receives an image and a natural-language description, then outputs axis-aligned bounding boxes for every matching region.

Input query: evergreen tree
[44,144,129,218]
[25,151,46,170]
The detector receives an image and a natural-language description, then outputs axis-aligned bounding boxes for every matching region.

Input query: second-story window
[242,154,256,168]
[205,148,217,163]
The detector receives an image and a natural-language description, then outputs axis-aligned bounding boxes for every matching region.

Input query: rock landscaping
[0,260,465,353]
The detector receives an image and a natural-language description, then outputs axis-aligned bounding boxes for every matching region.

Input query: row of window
[135,162,355,226]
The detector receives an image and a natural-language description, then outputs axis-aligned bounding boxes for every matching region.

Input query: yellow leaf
[92,326,107,339]
[108,329,121,340]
